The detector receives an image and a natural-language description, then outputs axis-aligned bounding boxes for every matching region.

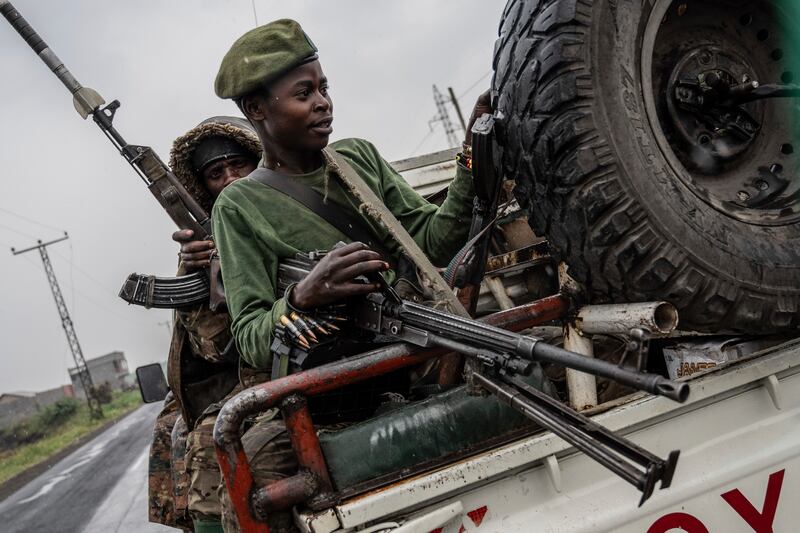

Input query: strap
[277,352,290,379]
[248,167,392,261]
[322,148,469,317]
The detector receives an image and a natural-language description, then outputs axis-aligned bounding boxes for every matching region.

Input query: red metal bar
[281,395,334,493]
[252,470,319,518]
[214,294,568,532]
[217,445,268,533]
[483,294,567,329]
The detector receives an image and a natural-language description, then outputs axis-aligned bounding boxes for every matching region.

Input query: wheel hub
[667,47,762,163]
[643,0,800,225]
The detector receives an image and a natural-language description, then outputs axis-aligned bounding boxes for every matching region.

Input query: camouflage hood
[169,116,261,213]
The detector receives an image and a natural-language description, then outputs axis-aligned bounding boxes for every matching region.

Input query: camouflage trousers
[186,383,253,525]
[148,397,192,531]
[220,417,299,533]
[172,415,191,520]
[185,407,225,522]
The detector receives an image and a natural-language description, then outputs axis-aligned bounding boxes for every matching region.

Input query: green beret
[215,19,318,99]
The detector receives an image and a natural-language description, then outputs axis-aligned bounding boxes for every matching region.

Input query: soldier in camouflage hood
[148,116,261,533]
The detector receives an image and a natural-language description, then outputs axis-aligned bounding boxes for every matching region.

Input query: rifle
[272,250,689,505]
[0,1,221,310]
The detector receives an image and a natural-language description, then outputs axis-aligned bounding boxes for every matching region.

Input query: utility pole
[447,86,468,134]
[12,233,103,419]
[430,85,461,148]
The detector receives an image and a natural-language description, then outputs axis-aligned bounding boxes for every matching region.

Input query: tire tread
[492,0,799,332]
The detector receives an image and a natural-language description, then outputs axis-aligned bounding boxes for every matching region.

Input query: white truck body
[299,338,800,533]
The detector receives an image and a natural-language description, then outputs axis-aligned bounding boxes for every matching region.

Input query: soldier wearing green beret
[212,19,491,532]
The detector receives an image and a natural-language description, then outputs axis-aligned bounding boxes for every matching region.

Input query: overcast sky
[0,0,504,394]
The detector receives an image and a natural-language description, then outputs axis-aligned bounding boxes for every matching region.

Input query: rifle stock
[1,1,221,310]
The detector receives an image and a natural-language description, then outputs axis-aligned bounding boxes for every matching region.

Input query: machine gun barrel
[474,372,679,505]
[388,299,689,403]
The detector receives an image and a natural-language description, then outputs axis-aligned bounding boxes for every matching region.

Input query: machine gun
[271,251,689,505]
[0,0,221,310]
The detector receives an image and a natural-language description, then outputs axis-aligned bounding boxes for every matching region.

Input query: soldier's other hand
[173,229,215,271]
[464,89,493,147]
[290,242,389,310]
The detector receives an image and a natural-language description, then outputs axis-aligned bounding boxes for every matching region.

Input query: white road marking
[14,409,141,506]
[16,474,69,504]
[61,441,107,475]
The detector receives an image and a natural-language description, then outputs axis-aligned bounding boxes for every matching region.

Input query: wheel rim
[641,0,800,226]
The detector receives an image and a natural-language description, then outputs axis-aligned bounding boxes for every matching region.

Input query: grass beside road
[0,391,142,485]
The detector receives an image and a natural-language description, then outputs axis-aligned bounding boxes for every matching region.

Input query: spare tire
[493,0,800,333]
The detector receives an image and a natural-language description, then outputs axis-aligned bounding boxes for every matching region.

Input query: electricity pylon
[431,84,461,148]
[12,233,103,419]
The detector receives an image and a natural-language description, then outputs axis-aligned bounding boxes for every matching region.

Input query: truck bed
[298,337,800,532]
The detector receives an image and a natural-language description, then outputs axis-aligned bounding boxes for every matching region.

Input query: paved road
[0,402,175,533]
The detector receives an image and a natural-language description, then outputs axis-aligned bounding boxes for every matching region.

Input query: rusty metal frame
[213,294,568,532]
[485,240,551,275]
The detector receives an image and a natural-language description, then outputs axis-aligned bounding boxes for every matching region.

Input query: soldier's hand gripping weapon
[0,1,221,310]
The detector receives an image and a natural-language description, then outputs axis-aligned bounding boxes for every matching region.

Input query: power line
[0,222,38,240]
[69,240,77,319]
[409,70,492,157]
[49,250,161,328]
[410,128,436,156]
[70,283,156,329]
[51,247,120,295]
[430,85,460,148]
[458,70,492,100]
[0,207,64,233]
[12,235,104,419]
[448,86,468,133]
[411,72,493,156]
[251,0,258,26]
[12,241,155,329]
[0,214,127,298]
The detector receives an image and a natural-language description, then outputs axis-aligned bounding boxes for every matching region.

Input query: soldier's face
[201,155,257,198]
[259,60,333,152]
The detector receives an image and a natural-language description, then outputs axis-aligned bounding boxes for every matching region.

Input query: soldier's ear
[240,93,267,122]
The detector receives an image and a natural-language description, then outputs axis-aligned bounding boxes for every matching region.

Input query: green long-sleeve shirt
[212,138,474,370]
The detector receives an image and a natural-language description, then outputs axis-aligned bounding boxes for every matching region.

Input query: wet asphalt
[0,402,175,533]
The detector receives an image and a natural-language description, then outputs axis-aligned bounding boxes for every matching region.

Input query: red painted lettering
[647,512,709,533]
[721,469,785,533]
[467,506,488,527]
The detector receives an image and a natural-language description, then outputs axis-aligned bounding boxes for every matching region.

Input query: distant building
[68,351,130,399]
[0,384,75,429]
